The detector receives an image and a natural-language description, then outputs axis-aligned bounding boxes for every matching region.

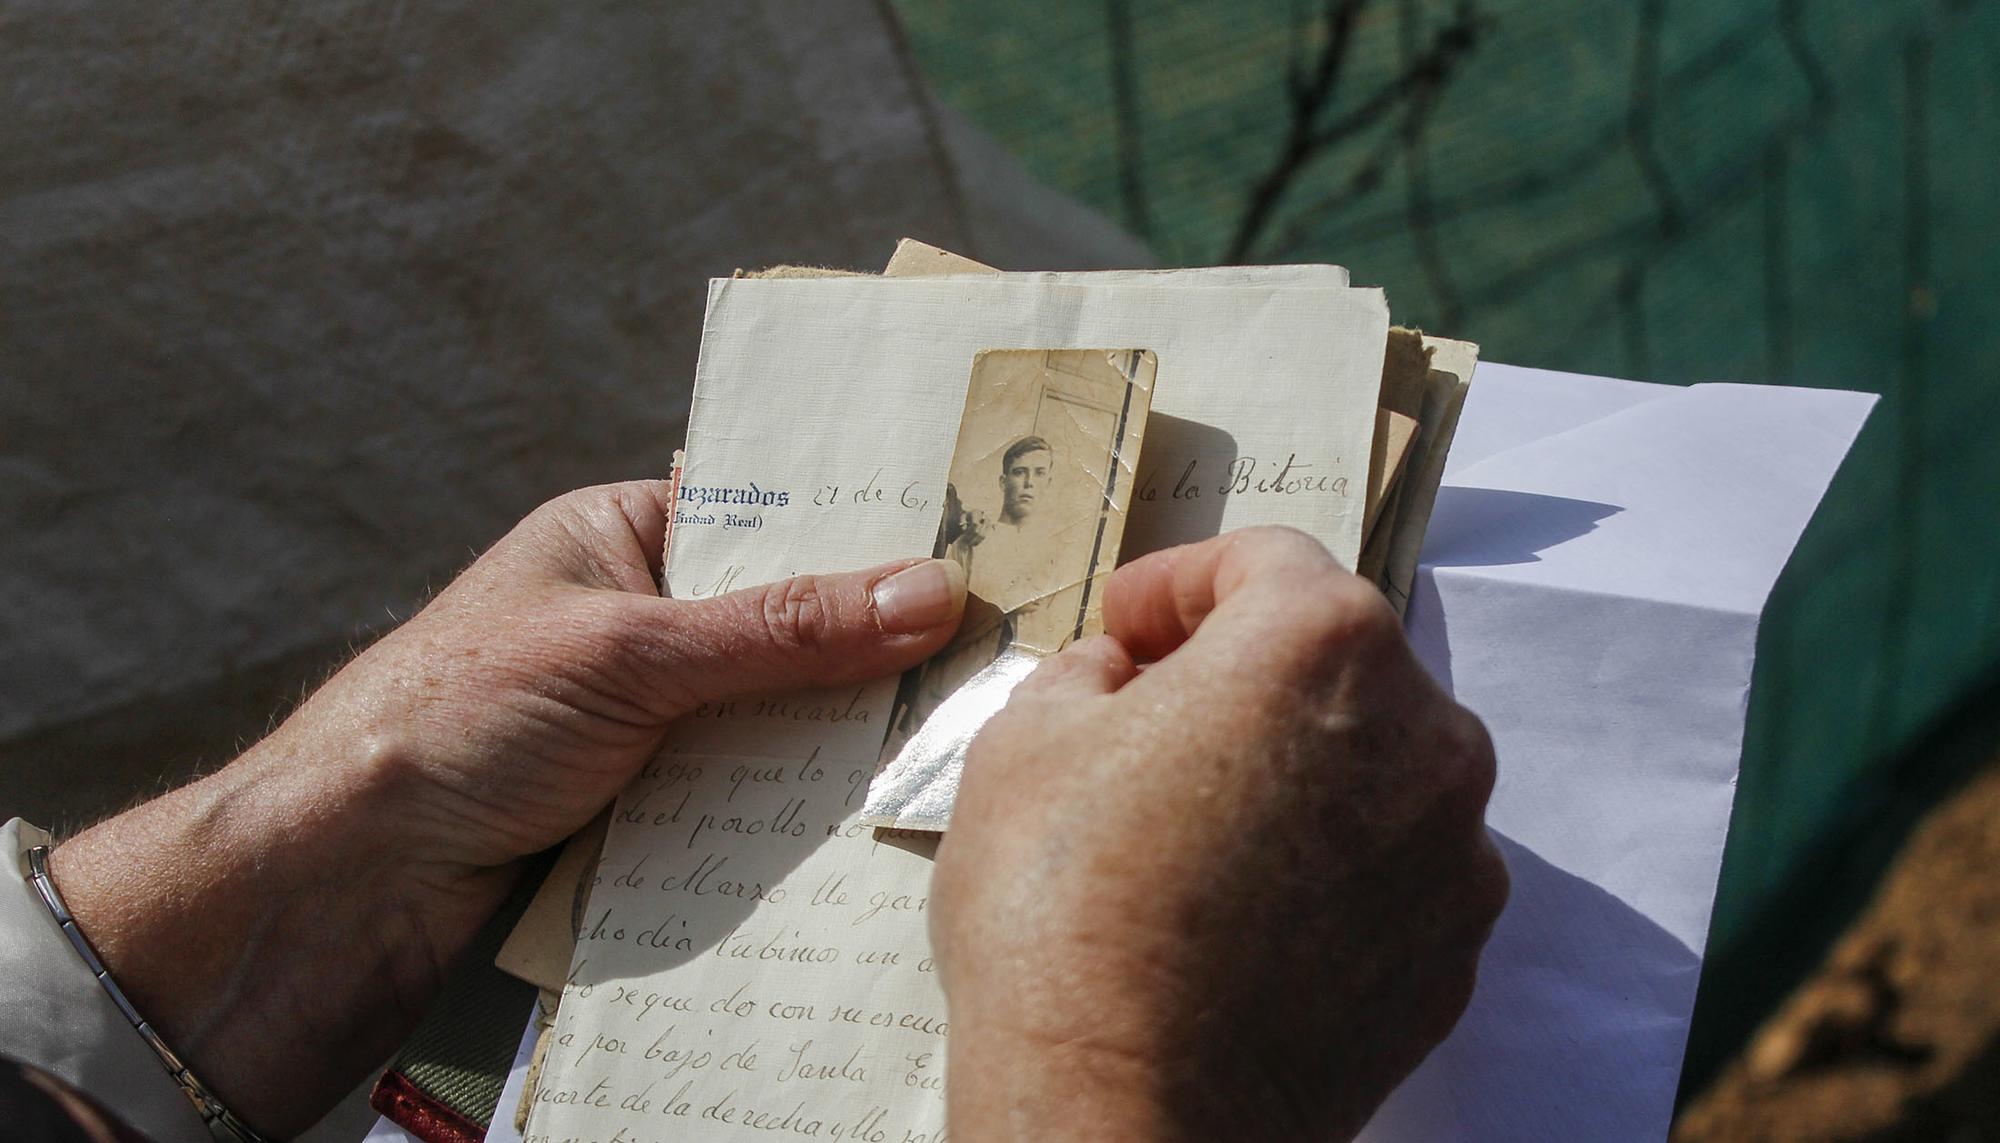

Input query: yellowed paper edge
[1364,409,1421,541]
[1379,337,1479,613]
[494,808,607,991]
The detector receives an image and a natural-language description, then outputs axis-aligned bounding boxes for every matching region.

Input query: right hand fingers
[1104,526,1398,671]
[1009,634,1140,702]
[996,527,1410,729]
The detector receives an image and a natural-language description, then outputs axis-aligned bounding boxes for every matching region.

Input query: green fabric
[387,853,550,1130]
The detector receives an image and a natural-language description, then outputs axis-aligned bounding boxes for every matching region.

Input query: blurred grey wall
[0,1,1147,830]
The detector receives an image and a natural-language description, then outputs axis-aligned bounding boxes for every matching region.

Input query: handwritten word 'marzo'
[679,481,791,509]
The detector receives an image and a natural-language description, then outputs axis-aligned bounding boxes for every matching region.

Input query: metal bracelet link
[24,845,276,1143]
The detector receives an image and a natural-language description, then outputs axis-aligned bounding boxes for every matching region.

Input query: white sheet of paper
[362,1117,419,1143]
[879,236,1348,290]
[527,276,1389,1141]
[1365,366,1875,1140]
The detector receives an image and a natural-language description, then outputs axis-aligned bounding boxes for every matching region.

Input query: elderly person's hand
[930,526,1508,1142]
[48,481,966,1134]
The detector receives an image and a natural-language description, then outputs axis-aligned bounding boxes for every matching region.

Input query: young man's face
[1000,448,1053,523]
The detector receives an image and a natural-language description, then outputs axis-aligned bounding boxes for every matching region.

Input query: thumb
[628,557,966,707]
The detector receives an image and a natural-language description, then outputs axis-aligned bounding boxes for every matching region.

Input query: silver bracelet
[24,844,276,1143]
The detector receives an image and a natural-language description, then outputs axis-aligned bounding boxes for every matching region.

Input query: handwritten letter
[527,275,1390,1142]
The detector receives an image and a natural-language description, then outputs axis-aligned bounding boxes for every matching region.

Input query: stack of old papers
[480,241,1871,1143]
[511,239,1474,1139]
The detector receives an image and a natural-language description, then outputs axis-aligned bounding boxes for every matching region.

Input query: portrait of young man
[882,350,1153,755]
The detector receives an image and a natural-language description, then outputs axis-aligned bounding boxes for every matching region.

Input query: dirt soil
[1674,756,2000,1141]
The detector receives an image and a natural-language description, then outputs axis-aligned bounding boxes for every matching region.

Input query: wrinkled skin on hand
[327,480,964,874]
[931,526,1508,1142]
[49,481,966,1134]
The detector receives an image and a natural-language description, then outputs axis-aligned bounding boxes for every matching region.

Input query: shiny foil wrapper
[859,647,1042,832]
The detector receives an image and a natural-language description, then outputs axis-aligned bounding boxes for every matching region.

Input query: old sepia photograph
[874,347,1157,780]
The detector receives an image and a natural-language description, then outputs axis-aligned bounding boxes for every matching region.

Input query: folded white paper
[1365,366,1875,1140]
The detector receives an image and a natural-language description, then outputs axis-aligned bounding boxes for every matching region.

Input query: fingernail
[871,559,966,634]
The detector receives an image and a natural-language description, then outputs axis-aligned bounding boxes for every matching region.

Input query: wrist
[946,1016,1175,1141]
[944,969,1192,1141]
[47,725,510,1134]
[942,958,1326,1143]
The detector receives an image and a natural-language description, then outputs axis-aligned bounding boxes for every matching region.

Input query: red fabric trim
[369,1070,485,1143]
[662,452,685,571]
